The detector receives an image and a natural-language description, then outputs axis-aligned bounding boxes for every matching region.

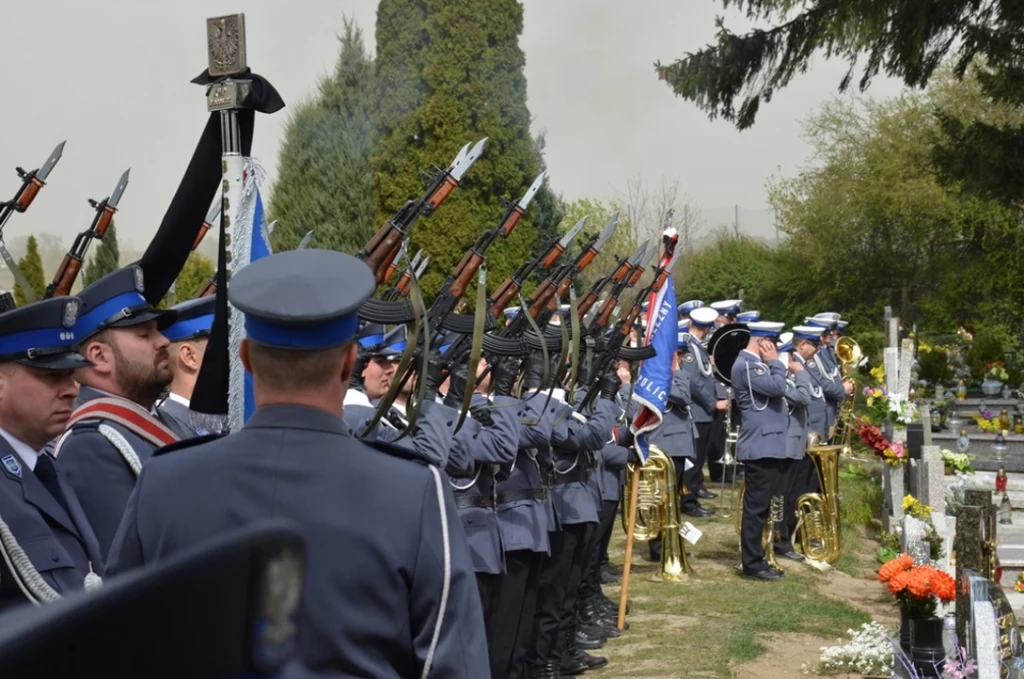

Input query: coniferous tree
[269,19,377,253]
[373,0,549,296]
[83,221,121,286]
[13,235,46,306]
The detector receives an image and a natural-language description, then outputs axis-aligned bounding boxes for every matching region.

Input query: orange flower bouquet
[878,554,955,618]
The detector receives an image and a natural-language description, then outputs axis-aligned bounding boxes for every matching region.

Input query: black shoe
[647,548,661,562]
[776,549,805,562]
[575,627,605,649]
[571,645,608,670]
[584,620,621,638]
[525,661,558,678]
[696,488,717,499]
[684,506,715,518]
[556,654,588,676]
[742,567,784,581]
[600,564,621,584]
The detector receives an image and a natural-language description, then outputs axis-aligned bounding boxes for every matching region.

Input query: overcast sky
[0,0,908,254]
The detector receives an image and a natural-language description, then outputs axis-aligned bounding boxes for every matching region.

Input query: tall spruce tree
[83,221,120,286]
[269,19,377,253]
[13,235,46,306]
[373,0,553,297]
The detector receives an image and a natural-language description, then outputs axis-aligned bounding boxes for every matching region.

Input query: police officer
[343,323,456,468]
[776,328,817,561]
[681,304,726,500]
[731,320,788,581]
[737,310,761,324]
[804,315,852,441]
[54,265,180,559]
[155,296,215,439]
[106,248,489,678]
[710,299,741,327]
[0,296,104,610]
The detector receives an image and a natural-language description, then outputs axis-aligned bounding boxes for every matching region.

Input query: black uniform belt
[496,488,545,504]
[453,493,494,510]
[552,467,589,485]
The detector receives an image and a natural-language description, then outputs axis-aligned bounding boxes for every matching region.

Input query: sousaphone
[707,322,750,386]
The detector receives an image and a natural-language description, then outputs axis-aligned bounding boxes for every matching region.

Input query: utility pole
[734,204,739,237]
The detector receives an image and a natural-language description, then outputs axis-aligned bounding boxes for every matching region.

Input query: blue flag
[630,272,678,463]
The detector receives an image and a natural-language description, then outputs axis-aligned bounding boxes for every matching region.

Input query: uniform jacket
[730,350,789,461]
[106,404,488,679]
[55,386,167,560]
[0,437,104,611]
[648,368,695,459]
[449,394,521,575]
[494,394,553,555]
[783,370,814,459]
[342,390,456,469]
[549,390,615,527]
[155,395,201,440]
[686,340,718,423]
[803,352,844,435]
[816,344,846,428]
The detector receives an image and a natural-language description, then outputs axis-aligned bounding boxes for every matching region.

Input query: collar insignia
[2,455,22,478]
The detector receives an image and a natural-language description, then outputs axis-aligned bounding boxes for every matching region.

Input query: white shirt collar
[166,392,190,408]
[0,426,38,472]
[343,389,374,408]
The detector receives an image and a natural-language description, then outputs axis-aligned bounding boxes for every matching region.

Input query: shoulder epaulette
[153,433,225,458]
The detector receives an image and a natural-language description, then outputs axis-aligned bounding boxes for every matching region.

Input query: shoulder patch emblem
[2,454,22,478]
[754,365,767,376]
[683,353,693,363]
[808,360,816,368]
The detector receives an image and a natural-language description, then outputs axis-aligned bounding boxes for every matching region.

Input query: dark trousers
[578,512,607,604]
[477,572,502,661]
[597,498,619,571]
[650,455,688,558]
[706,410,728,482]
[740,458,787,571]
[558,522,595,636]
[491,550,542,679]
[527,524,588,664]
[693,420,713,491]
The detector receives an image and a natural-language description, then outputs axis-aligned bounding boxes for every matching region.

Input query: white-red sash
[66,397,180,448]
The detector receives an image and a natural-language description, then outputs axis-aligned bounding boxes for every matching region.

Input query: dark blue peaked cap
[230,249,376,351]
[75,264,177,342]
[0,297,92,370]
[357,322,387,350]
[0,519,305,678]
[163,296,216,343]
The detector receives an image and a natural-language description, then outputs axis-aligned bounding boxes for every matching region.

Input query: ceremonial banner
[630,230,680,463]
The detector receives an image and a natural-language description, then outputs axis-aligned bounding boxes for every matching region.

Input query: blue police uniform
[684,325,717,492]
[0,296,105,611]
[805,316,846,438]
[105,249,489,678]
[778,334,815,553]
[54,265,180,560]
[730,321,789,578]
[155,296,215,440]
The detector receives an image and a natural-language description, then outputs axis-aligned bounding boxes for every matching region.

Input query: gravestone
[957,570,1024,679]
[956,498,989,644]
[902,515,933,564]
[919,445,947,513]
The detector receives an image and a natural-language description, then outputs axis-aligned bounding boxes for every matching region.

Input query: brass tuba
[829,337,861,446]
[622,445,692,581]
[792,431,844,564]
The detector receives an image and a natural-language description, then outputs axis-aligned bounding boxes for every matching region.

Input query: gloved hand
[348,351,369,391]
[470,403,495,427]
[599,367,621,401]
[422,346,445,398]
[522,350,547,392]
[490,356,522,397]
[444,363,469,409]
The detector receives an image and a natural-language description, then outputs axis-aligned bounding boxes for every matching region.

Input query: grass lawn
[595,468,898,678]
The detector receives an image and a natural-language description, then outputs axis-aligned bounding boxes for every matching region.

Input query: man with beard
[155,296,214,439]
[0,296,105,609]
[53,265,179,559]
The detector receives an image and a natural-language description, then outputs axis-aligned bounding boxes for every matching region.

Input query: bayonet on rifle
[359,138,487,284]
[45,168,131,298]
[297,229,315,250]
[192,196,223,250]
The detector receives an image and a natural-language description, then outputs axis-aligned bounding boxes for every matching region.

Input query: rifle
[195,219,291,300]
[359,139,486,284]
[45,168,130,299]
[0,142,66,304]
[486,215,588,318]
[381,248,422,301]
[575,240,650,321]
[576,234,679,412]
[589,241,656,331]
[191,196,222,251]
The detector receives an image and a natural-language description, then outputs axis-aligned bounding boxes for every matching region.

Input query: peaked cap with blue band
[777,331,794,353]
[804,315,837,330]
[689,307,718,328]
[381,325,407,357]
[75,265,177,342]
[791,324,826,343]
[710,299,742,315]
[748,321,785,338]
[736,310,761,323]
[836,319,849,332]
[229,249,375,351]
[163,297,216,343]
[357,323,387,351]
[678,299,704,315]
[0,297,92,370]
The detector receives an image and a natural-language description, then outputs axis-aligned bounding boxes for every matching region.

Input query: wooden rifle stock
[577,290,600,319]
[192,222,212,250]
[49,256,81,298]
[424,175,458,213]
[93,205,115,239]
[197,277,217,298]
[364,230,405,285]
[527,279,558,318]
[629,265,645,285]
[540,244,565,269]
[575,247,598,272]
[395,270,413,295]
[488,278,518,318]
[449,252,484,299]
[499,207,524,237]
[14,178,43,212]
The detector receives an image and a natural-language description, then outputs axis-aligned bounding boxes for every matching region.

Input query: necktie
[34,453,72,518]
